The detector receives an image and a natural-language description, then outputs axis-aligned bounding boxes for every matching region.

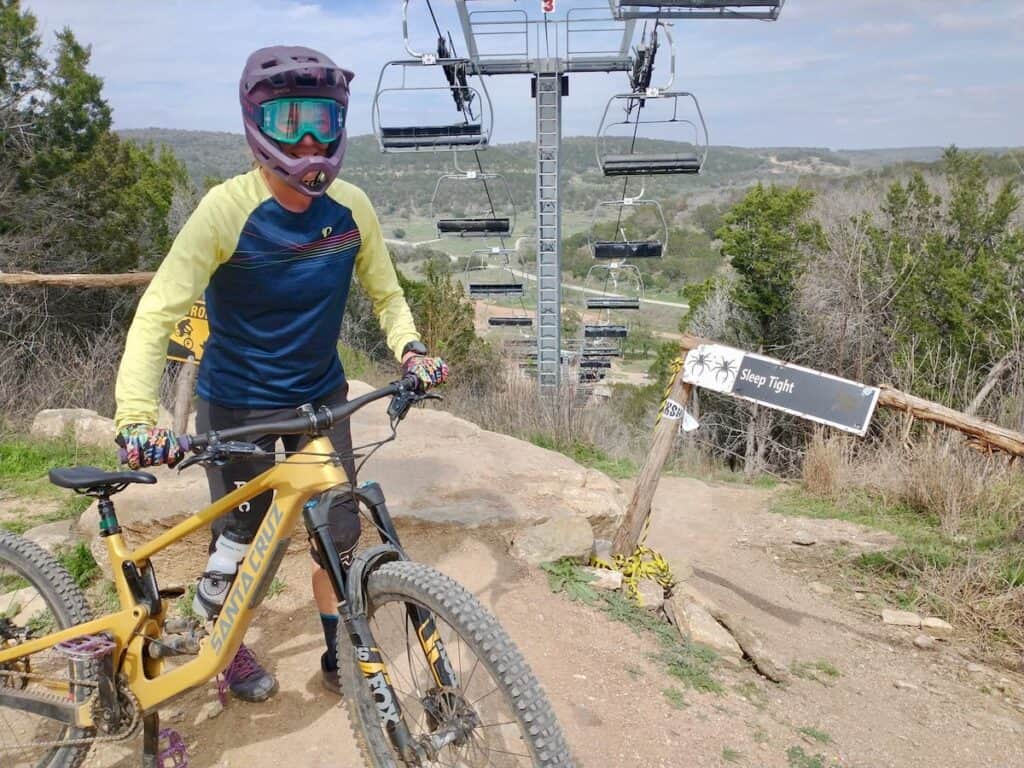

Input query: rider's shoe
[320,651,342,696]
[220,643,278,703]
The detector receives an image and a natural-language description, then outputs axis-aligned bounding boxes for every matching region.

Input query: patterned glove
[401,354,449,392]
[115,424,187,469]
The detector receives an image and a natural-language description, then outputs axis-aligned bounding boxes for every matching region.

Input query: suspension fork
[302,491,422,761]
[304,486,461,760]
[356,482,460,689]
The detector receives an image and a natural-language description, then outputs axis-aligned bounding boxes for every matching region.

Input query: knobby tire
[337,560,574,767]
[0,531,95,768]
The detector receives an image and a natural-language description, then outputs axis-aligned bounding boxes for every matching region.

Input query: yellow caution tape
[655,356,685,425]
[590,544,674,600]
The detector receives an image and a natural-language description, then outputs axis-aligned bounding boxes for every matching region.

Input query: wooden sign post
[612,364,692,556]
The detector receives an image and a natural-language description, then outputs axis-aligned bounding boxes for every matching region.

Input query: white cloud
[934,12,1001,32]
[839,22,915,41]
[17,0,1024,149]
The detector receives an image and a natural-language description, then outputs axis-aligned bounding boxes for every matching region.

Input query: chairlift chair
[596,91,708,176]
[581,262,644,311]
[464,246,533,330]
[431,154,517,238]
[589,186,669,261]
[615,1,785,21]
[581,346,623,358]
[373,4,494,153]
[584,325,629,339]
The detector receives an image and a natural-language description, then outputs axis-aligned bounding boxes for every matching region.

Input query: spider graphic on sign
[712,356,737,384]
[685,350,712,378]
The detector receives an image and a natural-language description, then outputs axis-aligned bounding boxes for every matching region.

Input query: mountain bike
[0,376,574,767]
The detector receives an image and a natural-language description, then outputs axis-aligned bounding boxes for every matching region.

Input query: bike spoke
[362,593,536,768]
[470,685,500,706]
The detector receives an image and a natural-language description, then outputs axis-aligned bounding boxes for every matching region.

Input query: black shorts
[195,384,360,568]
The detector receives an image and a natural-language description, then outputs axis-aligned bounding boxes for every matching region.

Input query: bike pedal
[158,728,188,768]
[55,633,116,661]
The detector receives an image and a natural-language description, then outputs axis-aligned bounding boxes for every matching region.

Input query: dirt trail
[82,477,1024,768]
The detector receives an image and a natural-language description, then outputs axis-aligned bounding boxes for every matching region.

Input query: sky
[19,0,1024,150]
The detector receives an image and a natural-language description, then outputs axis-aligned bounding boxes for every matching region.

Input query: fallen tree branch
[877,386,1024,458]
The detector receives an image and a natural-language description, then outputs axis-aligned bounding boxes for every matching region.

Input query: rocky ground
[10,390,1024,767]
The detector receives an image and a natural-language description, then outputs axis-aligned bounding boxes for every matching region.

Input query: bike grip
[401,372,423,392]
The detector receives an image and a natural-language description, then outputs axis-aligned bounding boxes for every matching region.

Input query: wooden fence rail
[0,271,156,287]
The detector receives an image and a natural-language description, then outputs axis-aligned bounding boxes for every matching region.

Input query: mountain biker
[112,45,448,704]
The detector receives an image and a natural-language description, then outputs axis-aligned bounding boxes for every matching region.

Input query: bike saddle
[49,466,157,492]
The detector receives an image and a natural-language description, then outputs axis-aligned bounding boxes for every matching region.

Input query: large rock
[633,578,665,610]
[31,409,115,448]
[579,566,622,591]
[77,380,626,541]
[665,593,743,666]
[23,520,78,553]
[509,516,594,566]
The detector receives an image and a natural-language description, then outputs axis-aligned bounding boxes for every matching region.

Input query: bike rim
[367,594,536,767]
[0,558,80,768]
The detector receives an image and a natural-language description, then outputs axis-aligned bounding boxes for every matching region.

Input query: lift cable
[424,0,505,245]
[615,21,655,237]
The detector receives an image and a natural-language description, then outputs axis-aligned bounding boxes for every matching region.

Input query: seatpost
[97,495,122,537]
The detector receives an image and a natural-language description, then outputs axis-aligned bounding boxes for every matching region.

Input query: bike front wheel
[337,560,573,767]
[0,532,95,768]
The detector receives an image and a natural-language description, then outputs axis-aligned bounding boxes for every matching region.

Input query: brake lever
[387,390,443,422]
[177,441,266,471]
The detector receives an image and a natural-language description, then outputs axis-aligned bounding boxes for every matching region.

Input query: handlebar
[117,374,427,465]
[188,373,423,451]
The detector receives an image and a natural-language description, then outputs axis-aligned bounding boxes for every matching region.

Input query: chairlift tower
[452,1,636,393]
[444,0,783,395]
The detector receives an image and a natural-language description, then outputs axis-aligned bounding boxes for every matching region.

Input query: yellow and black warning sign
[167,299,209,364]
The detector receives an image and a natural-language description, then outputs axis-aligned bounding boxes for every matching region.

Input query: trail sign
[166,300,209,364]
[682,344,879,436]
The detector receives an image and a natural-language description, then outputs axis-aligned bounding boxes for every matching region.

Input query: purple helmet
[239,46,354,197]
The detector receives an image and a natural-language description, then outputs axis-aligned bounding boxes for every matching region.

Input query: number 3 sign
[541,0,555,12]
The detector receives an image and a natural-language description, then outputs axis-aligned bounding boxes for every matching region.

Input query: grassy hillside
[122,129,863,212]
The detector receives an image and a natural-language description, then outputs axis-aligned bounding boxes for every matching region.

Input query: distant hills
[119,128,1015,216]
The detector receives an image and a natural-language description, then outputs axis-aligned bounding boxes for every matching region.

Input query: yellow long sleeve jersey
[114,170,419,430]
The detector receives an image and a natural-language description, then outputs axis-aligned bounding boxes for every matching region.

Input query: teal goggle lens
[259,98,345,144]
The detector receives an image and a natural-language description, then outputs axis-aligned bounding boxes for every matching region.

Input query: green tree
[0,1,192,420]
[401,260,498,392]
[717,184,823,353]
[865,148,1023,400]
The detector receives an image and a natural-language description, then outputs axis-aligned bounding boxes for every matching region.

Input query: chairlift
[584,325,629,339]
[581,346,623,358]
[587,297,641,310]
[615,1,785,21]
[464,246,532,330]
[431,154,517,238]
[589,183,669,260]
[372,3,494,153]
[597,90,708,176]
[582,262,644,311]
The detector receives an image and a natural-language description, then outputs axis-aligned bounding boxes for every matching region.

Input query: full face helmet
[239,46,354,197]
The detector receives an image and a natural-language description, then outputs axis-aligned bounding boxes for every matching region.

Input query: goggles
[258,98,345,144]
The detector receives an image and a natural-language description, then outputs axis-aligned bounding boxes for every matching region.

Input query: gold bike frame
[0,436,348,727]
